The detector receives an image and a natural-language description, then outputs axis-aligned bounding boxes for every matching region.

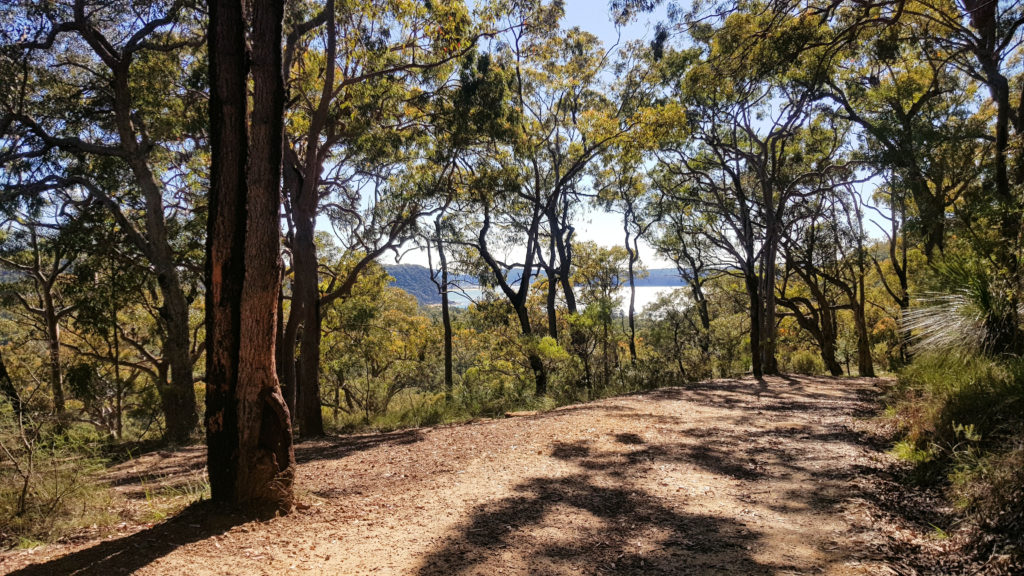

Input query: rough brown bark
[206,0,295,513]
[433,218,454,399]
[744,267,763,379]
[0,350,23,419]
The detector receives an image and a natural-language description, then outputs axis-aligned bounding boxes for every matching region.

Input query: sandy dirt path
[1,376,913,575]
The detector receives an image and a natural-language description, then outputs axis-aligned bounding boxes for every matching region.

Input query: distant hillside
[384,264,686,306]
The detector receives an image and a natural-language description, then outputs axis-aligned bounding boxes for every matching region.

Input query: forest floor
[0,375,957,575]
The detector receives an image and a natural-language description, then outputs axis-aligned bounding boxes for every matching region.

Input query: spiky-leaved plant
[903,258,1023,357]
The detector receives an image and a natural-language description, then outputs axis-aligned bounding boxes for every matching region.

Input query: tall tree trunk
[548,204,589,387]
[976,52,1023,355]
[112,52,198,443]
[42,293,65,418]
[287,184,323,437]
[759,231,779,375]
[820,308,843,377]
[744,268,763,379]
[854,278,875,378]
[546,232,559,339]
[159,279,199,443]
[624,221,638,363]
[477,205,547,396]
[435,219,454,399]
[280,0,336,437]
[296,298,323,436]
[277,283,294,413]
[206,0,295,513]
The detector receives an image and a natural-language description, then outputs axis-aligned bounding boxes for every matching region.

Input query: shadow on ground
[417,375,896,575]
[294,428,425,463]
[417,433,770,575]
[5,503,243,576]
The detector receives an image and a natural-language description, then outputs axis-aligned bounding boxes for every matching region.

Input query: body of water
[446,285,684,313]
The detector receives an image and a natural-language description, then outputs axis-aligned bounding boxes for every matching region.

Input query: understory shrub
[0,420,113,547]
[890,353,1024,568]
[786,350,825,375]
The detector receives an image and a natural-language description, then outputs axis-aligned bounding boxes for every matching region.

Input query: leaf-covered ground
[1,376,956,575]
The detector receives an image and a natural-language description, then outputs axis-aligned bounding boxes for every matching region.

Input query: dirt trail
[2,376,917,575]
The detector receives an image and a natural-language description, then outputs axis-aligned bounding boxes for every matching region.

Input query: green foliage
[889,353,1024,566]
[890,354,1024,482]
[785,350,825,375]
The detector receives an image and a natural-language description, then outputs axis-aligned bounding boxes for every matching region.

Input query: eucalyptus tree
[820,14,987,260]
[206,0,294,512]
[1,0,206,443]
[514,24,618,337]
[592,155,653,363]
[277,0,481,436]
[61,211,177,439]
[866,178,912,363]
[652,201,717,372]
[465,1,652,394]
[0,194,79,420]
[800,0,1024,353]
[778,193,850,376]
[652,5,856,376]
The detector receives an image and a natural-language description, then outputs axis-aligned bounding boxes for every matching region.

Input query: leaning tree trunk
[206,0,294,513]
[853,287,875,378]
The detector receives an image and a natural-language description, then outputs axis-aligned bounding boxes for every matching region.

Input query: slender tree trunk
[978,58,1023,355]
[854,283,875,377]
[546,268,559,339]
[477,205,547,396]
[672,321,686,379]
[297,297,324,436]
[206,0,295,513]
[513,304,547,396]
[548,205,589,387]
[744,268,763,379]
[435,220,454,399]
[693,286,711,365]
[42,294,65,418]
[546,232,558,339]
[759,232,779,375]
[113,59,198,443]
[277,283,295,413]
[624,220,638,363]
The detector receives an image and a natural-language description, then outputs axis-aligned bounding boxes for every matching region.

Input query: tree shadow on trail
[5,502,244,576]
[293,428,425,463]
[417,438,772,576]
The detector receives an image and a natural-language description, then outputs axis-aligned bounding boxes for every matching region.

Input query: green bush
[894,354,1023,462]
[889,353,1024,567]
[786,350,825,375]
